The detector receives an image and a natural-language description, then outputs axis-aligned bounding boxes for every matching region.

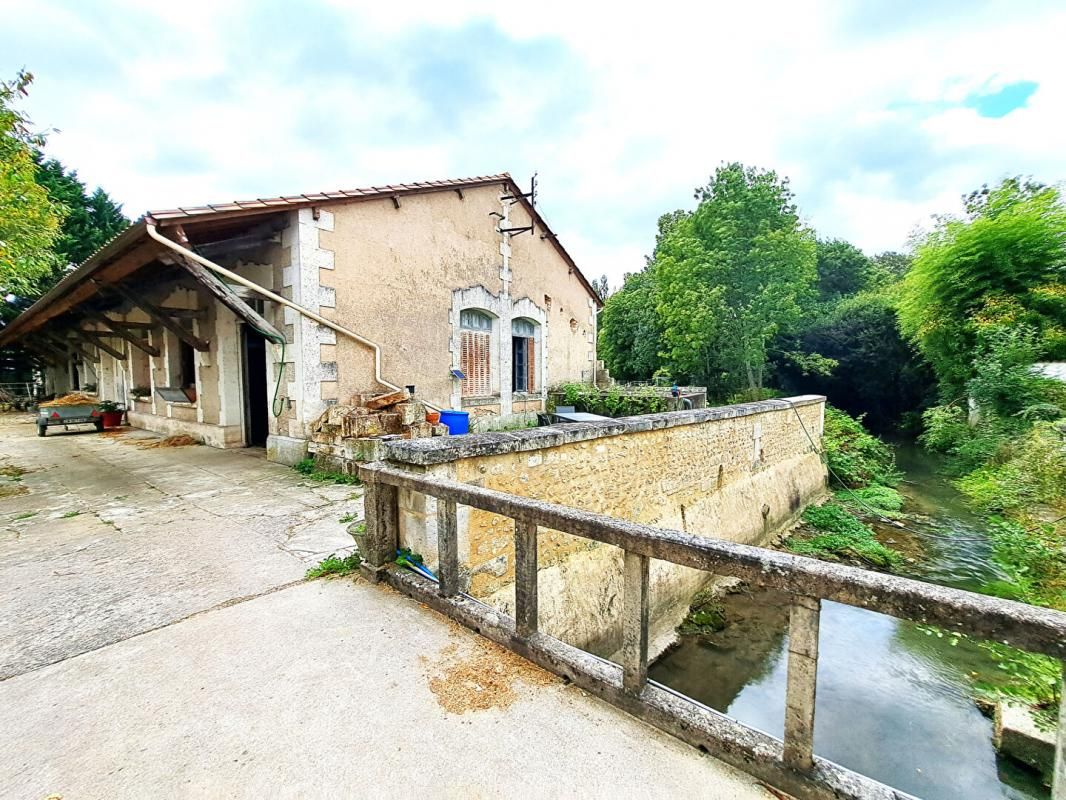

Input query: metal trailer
[37,404,103,437]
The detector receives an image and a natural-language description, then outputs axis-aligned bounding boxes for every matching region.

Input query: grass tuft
[305,552,362,580]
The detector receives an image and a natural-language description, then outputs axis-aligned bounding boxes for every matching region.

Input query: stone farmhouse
[0,174,603,462]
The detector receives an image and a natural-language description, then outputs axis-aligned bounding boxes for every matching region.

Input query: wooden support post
[107,283,209,351]
[87,313,161,357]
[77,330,127,360]
[436,498,459,597]
[514,519,538,638]
[1054,662,1065,800]
[622,551,650,696]
[361,479,399,576]
[783,595,821,771]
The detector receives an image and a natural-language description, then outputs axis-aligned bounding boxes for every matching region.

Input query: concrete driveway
[0,415,769,800]
[0,414,359,679]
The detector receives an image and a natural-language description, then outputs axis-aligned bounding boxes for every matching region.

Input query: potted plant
[98,400,125,429]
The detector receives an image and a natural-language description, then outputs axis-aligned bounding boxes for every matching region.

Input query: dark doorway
[241,326,269,447]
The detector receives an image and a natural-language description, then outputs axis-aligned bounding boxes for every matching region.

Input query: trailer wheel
[94,420,104,432]
[37,425,46,437]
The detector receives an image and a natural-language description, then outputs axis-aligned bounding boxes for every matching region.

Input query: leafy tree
[870,251,911,280]
[775,290,936,431]
[33,155,127,271]
[0,71,63,298]
[597,268,663,380]
[899,178,1066,393]
[655,163,816,397]
[591,273,610,302]
[815,238,871,300]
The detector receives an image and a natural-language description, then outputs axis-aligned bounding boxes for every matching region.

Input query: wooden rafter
[44,332,97,362]
[85,313,161,357]
[106,282,210,352]
[78,329,127,360]
[173,255,284,343]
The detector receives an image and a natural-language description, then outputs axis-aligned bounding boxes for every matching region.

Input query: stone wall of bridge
[382,395,827,656]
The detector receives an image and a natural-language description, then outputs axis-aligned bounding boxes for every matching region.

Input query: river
[648,442,1050,799]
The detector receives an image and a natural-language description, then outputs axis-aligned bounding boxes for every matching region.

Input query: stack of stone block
[308,389,448,469]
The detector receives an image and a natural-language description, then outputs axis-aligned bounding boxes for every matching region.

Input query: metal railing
[358,461,1066,800]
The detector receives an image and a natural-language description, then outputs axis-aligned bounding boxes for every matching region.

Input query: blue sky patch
[964,81,1038,118]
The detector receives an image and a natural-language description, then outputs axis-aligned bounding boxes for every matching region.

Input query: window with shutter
[460,330,492,396]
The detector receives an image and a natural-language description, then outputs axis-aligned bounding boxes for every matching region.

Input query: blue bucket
[438,409,469,436]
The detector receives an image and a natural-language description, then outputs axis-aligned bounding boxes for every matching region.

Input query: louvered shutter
[526,339,536,392]
[461,330,491,396]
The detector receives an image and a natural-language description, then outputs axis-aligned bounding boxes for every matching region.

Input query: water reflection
[649,443,1048,799]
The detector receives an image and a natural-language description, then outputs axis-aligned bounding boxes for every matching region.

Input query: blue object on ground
[439,409,469,435]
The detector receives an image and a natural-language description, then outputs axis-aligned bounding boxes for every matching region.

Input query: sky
[4,0,1064,288]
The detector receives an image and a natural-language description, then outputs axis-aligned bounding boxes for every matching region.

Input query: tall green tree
[815,238,871,300]
[598,269,663,380]
[655,163,816,396]
[0,71,63,298]
[32,154,127,283]
[598,210,688,381]
[898,178,1066,393]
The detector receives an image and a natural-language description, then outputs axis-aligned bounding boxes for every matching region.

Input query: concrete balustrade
[359,460,1066,800]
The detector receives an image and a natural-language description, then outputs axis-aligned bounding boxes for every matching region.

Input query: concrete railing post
[1053,662,1065,800]
[622,551,650,696]
[783,595,821,771]
[361,478,399,578]
[437,498,459,597]
[514,520,538,638]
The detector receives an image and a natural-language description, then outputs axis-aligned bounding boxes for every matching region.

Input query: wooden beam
[85,313,161,357]
[106,282,210,352]
[78,329,127,360]
[173,255,284,342]
[106,320,155,331]
[158,306,206,320]
[45,332,97,363]
[27,338,69,364]
[22,342,60,367]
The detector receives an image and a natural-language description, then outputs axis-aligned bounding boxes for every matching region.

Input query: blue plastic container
[439,409,470,436]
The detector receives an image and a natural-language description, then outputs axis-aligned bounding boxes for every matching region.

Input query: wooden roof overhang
[0,212,287,356]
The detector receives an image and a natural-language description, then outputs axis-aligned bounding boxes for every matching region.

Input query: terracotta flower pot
[426,411,441,425]
[101,410,124,429]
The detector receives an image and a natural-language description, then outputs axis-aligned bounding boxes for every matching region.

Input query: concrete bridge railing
[357,461,1066,800]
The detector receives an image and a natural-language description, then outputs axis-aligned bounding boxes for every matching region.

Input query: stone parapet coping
[383,394,826,466]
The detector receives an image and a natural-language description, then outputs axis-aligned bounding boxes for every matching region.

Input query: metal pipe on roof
[143,221,417,404]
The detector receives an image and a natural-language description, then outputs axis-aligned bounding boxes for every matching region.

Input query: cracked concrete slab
[0,416,360,679]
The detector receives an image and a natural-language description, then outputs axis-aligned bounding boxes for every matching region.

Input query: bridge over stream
[1,404,1064,799]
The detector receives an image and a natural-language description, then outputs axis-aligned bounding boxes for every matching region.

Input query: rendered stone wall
[385,396,827,656]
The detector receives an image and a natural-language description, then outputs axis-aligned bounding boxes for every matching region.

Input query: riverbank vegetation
[900,180,1066,723]
[783,406,905,569]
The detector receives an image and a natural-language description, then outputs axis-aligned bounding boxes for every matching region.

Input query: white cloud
[3,0,1065,290]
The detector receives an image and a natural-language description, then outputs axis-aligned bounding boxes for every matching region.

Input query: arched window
[511,317,538,393]
[460,309,494,396]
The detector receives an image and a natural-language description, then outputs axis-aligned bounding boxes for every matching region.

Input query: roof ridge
[147,172,513,220]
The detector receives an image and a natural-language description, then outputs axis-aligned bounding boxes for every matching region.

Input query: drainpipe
[143,221,430,407]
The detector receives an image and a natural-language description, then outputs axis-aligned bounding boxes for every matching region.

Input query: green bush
[838,484,904,513]
[786,502,902,569]
[823,405,900,488]
[550,383,668,417]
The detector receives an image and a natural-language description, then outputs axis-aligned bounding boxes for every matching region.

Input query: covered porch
[0,215,291,449]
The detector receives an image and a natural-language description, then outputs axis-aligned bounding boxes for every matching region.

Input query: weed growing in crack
[305,552,362,579]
